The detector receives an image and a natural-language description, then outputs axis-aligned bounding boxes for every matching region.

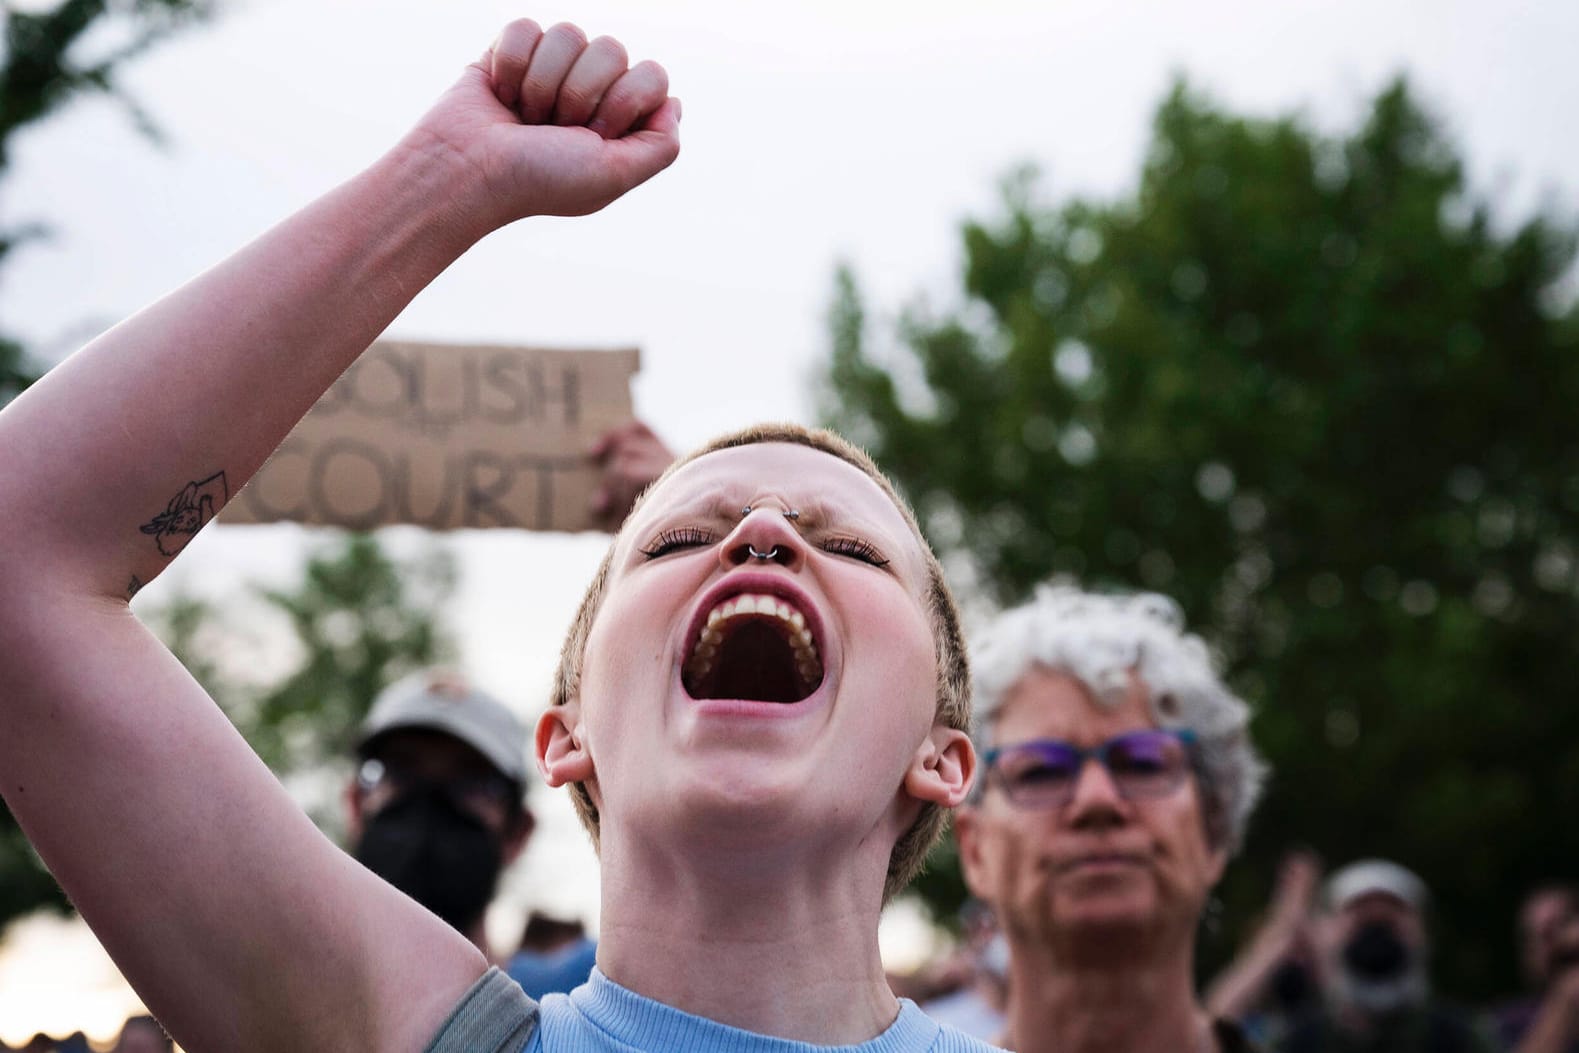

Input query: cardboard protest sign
[224,340,639,533]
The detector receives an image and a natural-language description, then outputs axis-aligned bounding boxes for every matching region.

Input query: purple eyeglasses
[982,728,1198,808]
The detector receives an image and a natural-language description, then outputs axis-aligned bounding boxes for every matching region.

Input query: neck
[1002,929,1210,1053]
[594,829,897,1044]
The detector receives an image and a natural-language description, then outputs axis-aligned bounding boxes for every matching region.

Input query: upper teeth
[686,592,821,684]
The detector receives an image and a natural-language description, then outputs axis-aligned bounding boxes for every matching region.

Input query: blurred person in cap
[953,584,1268,1053]
[1279,859,1493,1053]
[1493,885,1579,1053]
[349,668,600,996]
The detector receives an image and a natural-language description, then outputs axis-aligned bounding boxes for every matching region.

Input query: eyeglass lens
[990,730,1190,806]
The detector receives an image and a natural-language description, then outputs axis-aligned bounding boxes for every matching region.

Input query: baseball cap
[1326,859,1429,913]
[356,669,529,785]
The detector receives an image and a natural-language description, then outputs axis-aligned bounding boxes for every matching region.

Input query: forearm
[0,132,485,599]
[1204,932,1292,1020]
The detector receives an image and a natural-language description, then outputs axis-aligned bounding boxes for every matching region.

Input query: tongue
[700,619,807,703]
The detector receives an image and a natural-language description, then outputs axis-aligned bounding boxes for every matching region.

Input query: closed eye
[640,527,716,559]
[1014,762,1077,787]
[820,535,890,567]
[1109,752,1167,775]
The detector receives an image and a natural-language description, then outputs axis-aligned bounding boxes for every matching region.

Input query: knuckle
[547,22,589,47]
[590,35,629,67]
[520,78,556,107]
[594,89,636,122]
[632,59,668,91]
[501,17,542,41]
[556,85,599,116]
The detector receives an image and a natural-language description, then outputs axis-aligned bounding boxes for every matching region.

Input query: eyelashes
[820,535,890,567]
[639,527,716,558]
[638,527,891,568]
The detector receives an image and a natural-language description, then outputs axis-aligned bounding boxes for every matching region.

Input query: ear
[1205,842,1229,888]
[903,725,976,809]
[535,703,595,788]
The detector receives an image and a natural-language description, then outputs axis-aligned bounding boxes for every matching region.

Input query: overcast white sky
[3,0,1577,1039]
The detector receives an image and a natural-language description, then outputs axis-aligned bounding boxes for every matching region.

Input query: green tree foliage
[823,79,1579,996]
[153,534,457,814]
[235,534,457,777]
[0,334,34,404]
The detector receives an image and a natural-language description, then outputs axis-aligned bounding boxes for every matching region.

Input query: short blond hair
[550,423,970,901]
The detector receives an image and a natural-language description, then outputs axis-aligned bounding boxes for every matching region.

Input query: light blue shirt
[427,966,1008,1053]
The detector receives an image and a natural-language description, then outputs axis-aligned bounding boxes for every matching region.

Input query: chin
[665,758,822,833]
[1053,889,1164,939]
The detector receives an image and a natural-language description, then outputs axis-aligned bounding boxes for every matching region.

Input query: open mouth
[682,592,824,703]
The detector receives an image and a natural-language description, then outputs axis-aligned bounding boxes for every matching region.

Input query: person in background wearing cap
[349,672,533,956]
[350,669,600,999]
[954,585,1269,1053]
[1278,859,1494,1053]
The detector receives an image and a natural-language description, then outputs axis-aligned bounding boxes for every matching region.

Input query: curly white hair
[971,583,1268,854]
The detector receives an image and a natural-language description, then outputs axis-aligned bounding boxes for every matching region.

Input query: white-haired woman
[955,585,1269,1053]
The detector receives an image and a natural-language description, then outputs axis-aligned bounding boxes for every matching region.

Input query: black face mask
[354,787,503,933]
[1271,960,1315,1011]
[1343,920,1412,981]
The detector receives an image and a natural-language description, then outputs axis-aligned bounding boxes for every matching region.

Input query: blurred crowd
[899,866,1579,1053]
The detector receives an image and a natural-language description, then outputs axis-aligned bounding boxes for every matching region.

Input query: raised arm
[1205,849,1321,1022]
[0,20,677,1052]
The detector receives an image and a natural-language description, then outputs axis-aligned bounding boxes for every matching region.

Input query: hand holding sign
[589,418,677,528]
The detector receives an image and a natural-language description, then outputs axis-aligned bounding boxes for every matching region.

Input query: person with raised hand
[0,18,1007,1053]
[0,19,676,1053]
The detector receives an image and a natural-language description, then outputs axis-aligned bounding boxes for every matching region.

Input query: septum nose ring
[748,545,781,562]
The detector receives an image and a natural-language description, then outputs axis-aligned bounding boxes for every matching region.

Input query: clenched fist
[408,19,681,231]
